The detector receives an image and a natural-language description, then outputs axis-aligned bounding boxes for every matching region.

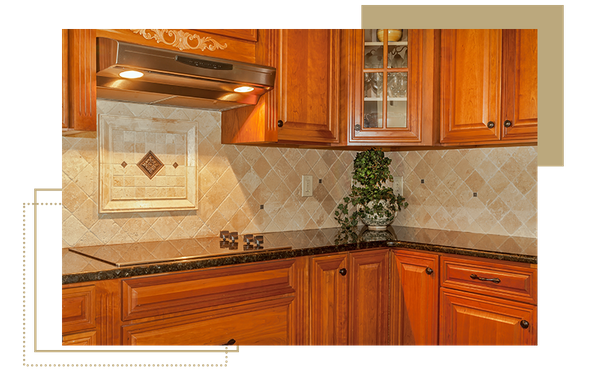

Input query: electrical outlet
[393,176,404,196]
[301,175,313,197]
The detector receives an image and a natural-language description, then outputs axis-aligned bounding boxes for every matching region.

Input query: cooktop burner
[67,231,308,268]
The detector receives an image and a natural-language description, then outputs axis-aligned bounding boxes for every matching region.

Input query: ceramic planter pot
[359,200,397,231]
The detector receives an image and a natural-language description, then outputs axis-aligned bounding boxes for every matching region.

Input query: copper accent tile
[173,162,178,169]
[137,150,164,179]
[121,161,127,168]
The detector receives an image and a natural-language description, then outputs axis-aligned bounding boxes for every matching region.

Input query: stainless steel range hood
[96,37,276,111]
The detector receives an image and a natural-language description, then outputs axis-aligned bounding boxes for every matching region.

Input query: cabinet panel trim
[122,260,296,321]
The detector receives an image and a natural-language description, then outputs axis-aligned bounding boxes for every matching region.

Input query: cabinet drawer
[440,256,536,304]
[122,297,292,345]
[62,285,96,334]
[122,259,296,321]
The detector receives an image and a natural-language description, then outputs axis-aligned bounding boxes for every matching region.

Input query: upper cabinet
[222,29,341,145]
[276,29,340,144]
[62,28,537,149]
[340,29,438,146]
[439,29,537,145]
[63,29,97,135]
[501,29,538,142]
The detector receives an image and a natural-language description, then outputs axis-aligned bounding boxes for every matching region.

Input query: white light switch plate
[302,175,313,197]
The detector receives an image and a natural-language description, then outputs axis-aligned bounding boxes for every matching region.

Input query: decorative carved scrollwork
[130,29,228,51]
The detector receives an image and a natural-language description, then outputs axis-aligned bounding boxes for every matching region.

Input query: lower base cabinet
[439,288,537,345]
[439,254,537,345]
[390,249,439,345]
[62,248,536,346]
[310,249,389,345]
[122,297,293,345]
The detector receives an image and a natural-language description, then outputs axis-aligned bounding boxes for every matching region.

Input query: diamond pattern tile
[63,99,538,248]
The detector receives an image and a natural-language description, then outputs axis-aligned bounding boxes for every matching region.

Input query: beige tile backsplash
[62,100,537,247]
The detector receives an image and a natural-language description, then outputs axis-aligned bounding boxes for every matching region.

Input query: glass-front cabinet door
[345,29,436,146]
[363,29,408,129]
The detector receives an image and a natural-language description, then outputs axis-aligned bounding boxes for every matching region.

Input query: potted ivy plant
[335,148,408,231]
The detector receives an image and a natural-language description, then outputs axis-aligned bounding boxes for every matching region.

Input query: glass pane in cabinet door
[387,72,407,99]
[387,100,407,128]
[364,101,383,129]
[364,29,383,69]
[364,72,383,128]
[387,29,408,68]
[364,72,383,99]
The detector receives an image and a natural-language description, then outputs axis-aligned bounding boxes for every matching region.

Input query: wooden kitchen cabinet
[348,249,389,345]
[439,254,537,345]
[309,249,389,345]
[62,248,537,346]
[276,29,340,144]
[439,288,536,345]
[62,279,121,345]
[439,29,537,145]
[122,297,293,345]
[501,29,539,142]
[222,29,341,145]
[340,29,438,146]
[62,29,96,135]
[310,253,348,344]
[121,258,305,345]
[389,249,439,345]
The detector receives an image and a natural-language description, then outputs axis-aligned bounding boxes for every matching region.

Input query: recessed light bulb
[234,86,254,93]
[119,70,144,79]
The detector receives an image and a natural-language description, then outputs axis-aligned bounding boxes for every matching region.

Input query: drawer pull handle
[339,268,347,276]
[223,339,236,346]
[520,320,530,329]
[425,267,434,275]
[470,274,501,283]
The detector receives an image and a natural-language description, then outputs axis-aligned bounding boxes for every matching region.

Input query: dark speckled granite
[63,226,537,285]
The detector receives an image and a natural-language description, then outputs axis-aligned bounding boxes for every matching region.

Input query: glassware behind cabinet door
[387,72,407,98]
[364,73,373,98]
[371,73,383,98]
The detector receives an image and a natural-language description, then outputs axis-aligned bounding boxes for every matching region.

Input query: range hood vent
[96,37,276,111]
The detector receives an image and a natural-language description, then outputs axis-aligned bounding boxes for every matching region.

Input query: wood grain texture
[62,285,96,334]
[62,331,97,346]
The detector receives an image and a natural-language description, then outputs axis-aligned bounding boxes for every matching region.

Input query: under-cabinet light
[234,86,254,93]
[119,70,144,79]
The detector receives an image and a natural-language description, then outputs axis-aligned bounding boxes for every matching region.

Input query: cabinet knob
[223,338,236,346]
[487,121,495,129]
[504,120,513,127]
[277,120,283,127]
[339,268,347,276]
[520,320,530,329]
[425,267,434,275]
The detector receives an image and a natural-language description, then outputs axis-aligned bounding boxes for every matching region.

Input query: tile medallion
[137,150,164,179]
[98,114,198,213]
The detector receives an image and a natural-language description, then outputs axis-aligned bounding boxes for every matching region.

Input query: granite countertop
[62,226,537,284]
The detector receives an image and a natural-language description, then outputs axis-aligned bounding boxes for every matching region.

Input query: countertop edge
[386,240,537,264]
[62,239,536,285]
